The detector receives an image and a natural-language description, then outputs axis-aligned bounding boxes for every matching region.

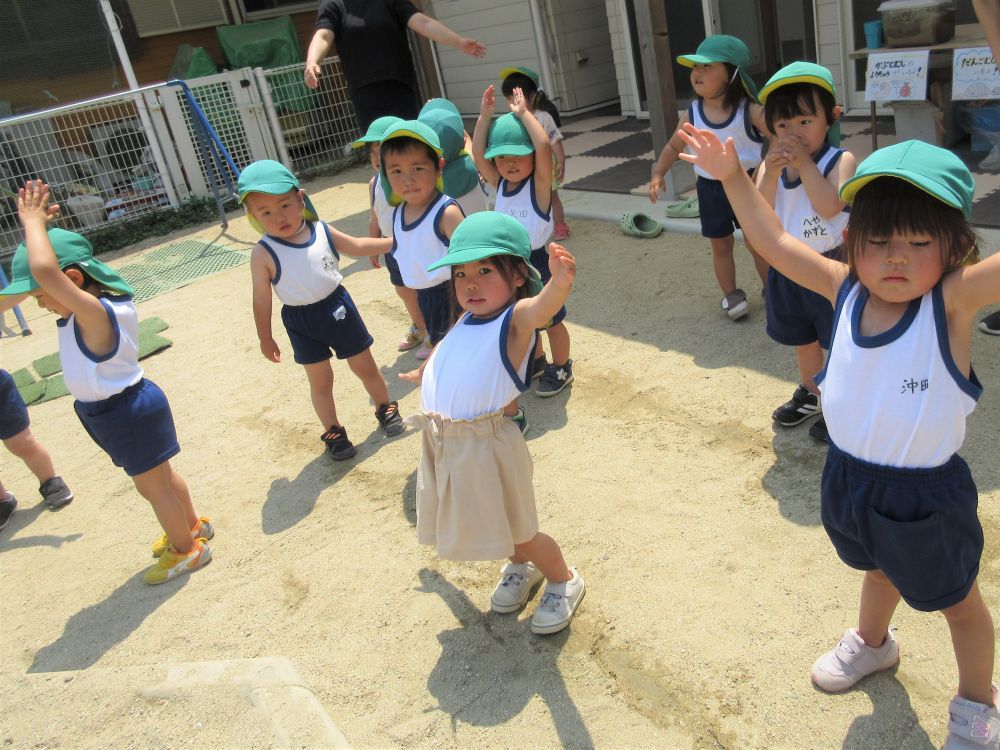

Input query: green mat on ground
[117,241,250,303]
[16,318,172,406]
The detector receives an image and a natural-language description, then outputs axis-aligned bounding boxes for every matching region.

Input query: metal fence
[0,57,363,259]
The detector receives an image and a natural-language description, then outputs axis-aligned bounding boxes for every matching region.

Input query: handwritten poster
[952,47,1000,100]
[865,51,930,102]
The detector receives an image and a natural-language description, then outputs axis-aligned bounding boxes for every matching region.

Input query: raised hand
[677,123,741,182]
[480,85,496,118]
[509,87,528,118]
[17,180,52,228]
[547,243,576,289]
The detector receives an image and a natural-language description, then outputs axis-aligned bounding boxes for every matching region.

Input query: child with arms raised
[755,63,856,442]
[243,160,405,461]
[681,127,999,748]
[3,182,211,584]
[649,35,769,320]
[411,211,585,634]
[473,84,574,400]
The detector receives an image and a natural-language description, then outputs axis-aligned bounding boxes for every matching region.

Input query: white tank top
[260,222,343,306]
[371,174,394,238]
[495,178,552,250]
[421,305,536,420]
[688,99,763,178]
[391,192,456,290]
[454,181,489,217]
[816,280,981,468]
[58,296,143,402]
[774,145,850,254]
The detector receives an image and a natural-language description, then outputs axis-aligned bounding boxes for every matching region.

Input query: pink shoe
[398,325,422,352]
[553,222,570,241]
[415,338,433,360]
[811,628,899,693]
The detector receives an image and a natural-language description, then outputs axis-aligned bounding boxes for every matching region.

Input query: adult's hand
[304,28,335,89]
[408,12,487,58]
[459,37,487,58]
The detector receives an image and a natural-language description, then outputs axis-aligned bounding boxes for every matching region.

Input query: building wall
[606,0,638,114]
[542,0,619,113]
[816,0,845,105]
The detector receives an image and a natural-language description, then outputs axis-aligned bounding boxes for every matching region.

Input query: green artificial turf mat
[137,332,171,359]
[18,375,68,406]
[140,317,169,335]
[117,240,250,303]
[33,353,62,378]
[10,368,36,387]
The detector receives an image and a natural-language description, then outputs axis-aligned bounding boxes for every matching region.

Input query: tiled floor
[558,108,1000,228]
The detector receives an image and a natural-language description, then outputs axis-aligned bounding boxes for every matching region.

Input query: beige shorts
[408,410,539,561]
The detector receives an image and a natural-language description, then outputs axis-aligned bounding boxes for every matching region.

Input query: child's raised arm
[327,226,392,258]
[678,125,847,303]
[17,181,114,351]
[786,136,857,220]
[509,88,553,205]
[472,86,500,187]
[511,243,574,338]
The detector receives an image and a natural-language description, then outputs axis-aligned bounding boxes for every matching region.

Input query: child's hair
[764,82,836,134]
[448,254,532,320]
[713,63,748,113]
[63,265,107,294]
[501,73,562,128]
[845,179,979,275]
[380,136,439,165]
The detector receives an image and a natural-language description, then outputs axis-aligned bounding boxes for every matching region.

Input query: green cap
[417,106,481,198]
[499,66,540,86]
[0,228,133,297]
[419,98,461,118]
[759,61,835,103]
[839,140,975,217]
[677,35,759,102]
[236,159,319,235]
[351,115,404,148]
[484,113,534,160]
[427,212,543,296]
[379,120,445,206]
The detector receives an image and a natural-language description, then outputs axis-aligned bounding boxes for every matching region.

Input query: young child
[649,35,769,320]
[0,368,74,524]
[473,84,574,399]
[242,160,405,460]
[499,67,570,241]
[755,62,856,443]
[378,120,466,380]
[354,115,432,360]
[411,211,585,634]
[680,130,1000,749]
[2,184,212,584]
[418,98,490,217]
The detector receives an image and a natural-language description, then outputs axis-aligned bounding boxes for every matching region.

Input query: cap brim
[677,54,713,68]
[247,193,320,234]
[484,143,534,160]
[0,277,37,296]
[382,127,443,157]
[237,180,299,203]
[427,247,543,297]
[351,136,377,148]
[759,74,835,104]
[839,171,966,214]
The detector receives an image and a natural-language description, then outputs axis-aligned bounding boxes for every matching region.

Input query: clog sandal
[665,196,699,218]
[619,212,662,238]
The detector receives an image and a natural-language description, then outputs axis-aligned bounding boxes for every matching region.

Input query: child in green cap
[418,97,490,217]
[649,34,769,321]
[240,160,406,461]
[411,211,585,635]
[680,130,1000,748]
[353,115,431,358]
[2,181,212,585]
[473,83,575,403]
[755,62,857,443]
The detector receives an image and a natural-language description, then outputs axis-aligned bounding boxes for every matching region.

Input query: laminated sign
[865,50,930,101]
[952,47,1000,100]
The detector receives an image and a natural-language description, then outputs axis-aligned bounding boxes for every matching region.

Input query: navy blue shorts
[281,285,374,365]
[529,248,567,327]
[821,442,983,612]
[74,378,180,477]
[384,252,405,288]
[0,369,29,440]
[765,248,843,348]
[418,282,454,346]
[696,174,743,239]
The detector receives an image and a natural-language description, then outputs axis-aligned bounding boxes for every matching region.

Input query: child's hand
[399,365,424,384]
[649,174,665,203]
[368,254,382,269]
[763,143,790,173]
[555,160,565,183]
[547,243,576,288]
[677,123,741,182]
[509,87,528,118]
[17,180,52,228]
[781,133,809,168]
[259,337,281,363]
[480,85,496,118]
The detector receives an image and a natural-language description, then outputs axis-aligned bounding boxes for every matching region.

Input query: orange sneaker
[144,539,212,584]
[151,517,215,558]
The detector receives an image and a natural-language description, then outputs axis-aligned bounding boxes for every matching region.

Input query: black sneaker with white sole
[808,416,829,443]
[980,310,1000,335]
[772,385,821,427]
[536,360,574,397]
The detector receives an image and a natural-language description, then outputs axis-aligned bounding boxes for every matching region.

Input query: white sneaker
[530,568,585,635]
[491,562,544,613]
[811,628,899,693]
[943,685,1000,749]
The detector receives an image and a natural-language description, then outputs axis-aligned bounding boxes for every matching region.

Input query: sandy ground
[1,164,999,750]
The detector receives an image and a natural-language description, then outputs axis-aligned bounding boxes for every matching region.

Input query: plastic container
[878,0,955,47]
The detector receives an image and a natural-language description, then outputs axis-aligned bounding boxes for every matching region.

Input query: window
[126,0,229,37]
[242,0,316,20]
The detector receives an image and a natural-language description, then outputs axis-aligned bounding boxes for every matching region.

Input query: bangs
[764,83,833,133]
[846,178,978,273]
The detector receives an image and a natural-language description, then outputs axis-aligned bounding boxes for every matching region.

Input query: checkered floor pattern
[558,110,1000,228]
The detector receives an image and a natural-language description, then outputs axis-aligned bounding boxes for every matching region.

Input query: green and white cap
[378,120,445,206]
[759,61,836,103]
[427,211,543,296]
[351,115,404,148]
[676,35,758,102]
[236,159,319,235]
[839,140,975,217]
[484,113,534,160]
[499,66,540,85]
[0,228,133,297]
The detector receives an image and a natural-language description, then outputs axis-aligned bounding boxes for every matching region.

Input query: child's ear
[439,157,446,171]
[832,104,843,121]
[64,268,86,288]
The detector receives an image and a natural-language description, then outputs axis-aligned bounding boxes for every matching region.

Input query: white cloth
[58,296,143,402]
[495,178,553,250]
[390,192,455,290]
[260,222,342,306]
[534,110,563,144]
[371,174,394,238]
[453,181,490,216]
[774,145,850,253]
[817,281,981,467]
[688,99,763,178]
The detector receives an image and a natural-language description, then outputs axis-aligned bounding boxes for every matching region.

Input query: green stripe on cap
[759,61,836,104]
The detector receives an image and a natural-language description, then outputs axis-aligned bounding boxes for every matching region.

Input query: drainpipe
[528,0,557,95]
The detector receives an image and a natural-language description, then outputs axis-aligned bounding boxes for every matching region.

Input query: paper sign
[952,47,1000,100]
[865,51,930,102]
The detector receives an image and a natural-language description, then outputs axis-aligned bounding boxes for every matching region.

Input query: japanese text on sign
[865,51,929,102]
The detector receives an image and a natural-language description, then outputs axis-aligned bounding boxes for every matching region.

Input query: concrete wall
[606,0,638,115]
[816,0,846,104]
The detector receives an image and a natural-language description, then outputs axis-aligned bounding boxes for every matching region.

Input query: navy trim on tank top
[400,192,442,231]
[851,286,921,348]
[72,297,122,363]
[433,198,462,246]
[499,177,550,221]
[931,283,983,401]
[499,306,532,392]
[815,277,855,386]
[259,239,282,285]
[265,222,315,249]
[694,99,738,129]
[321,222,340,260]
[780,144,833,189]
